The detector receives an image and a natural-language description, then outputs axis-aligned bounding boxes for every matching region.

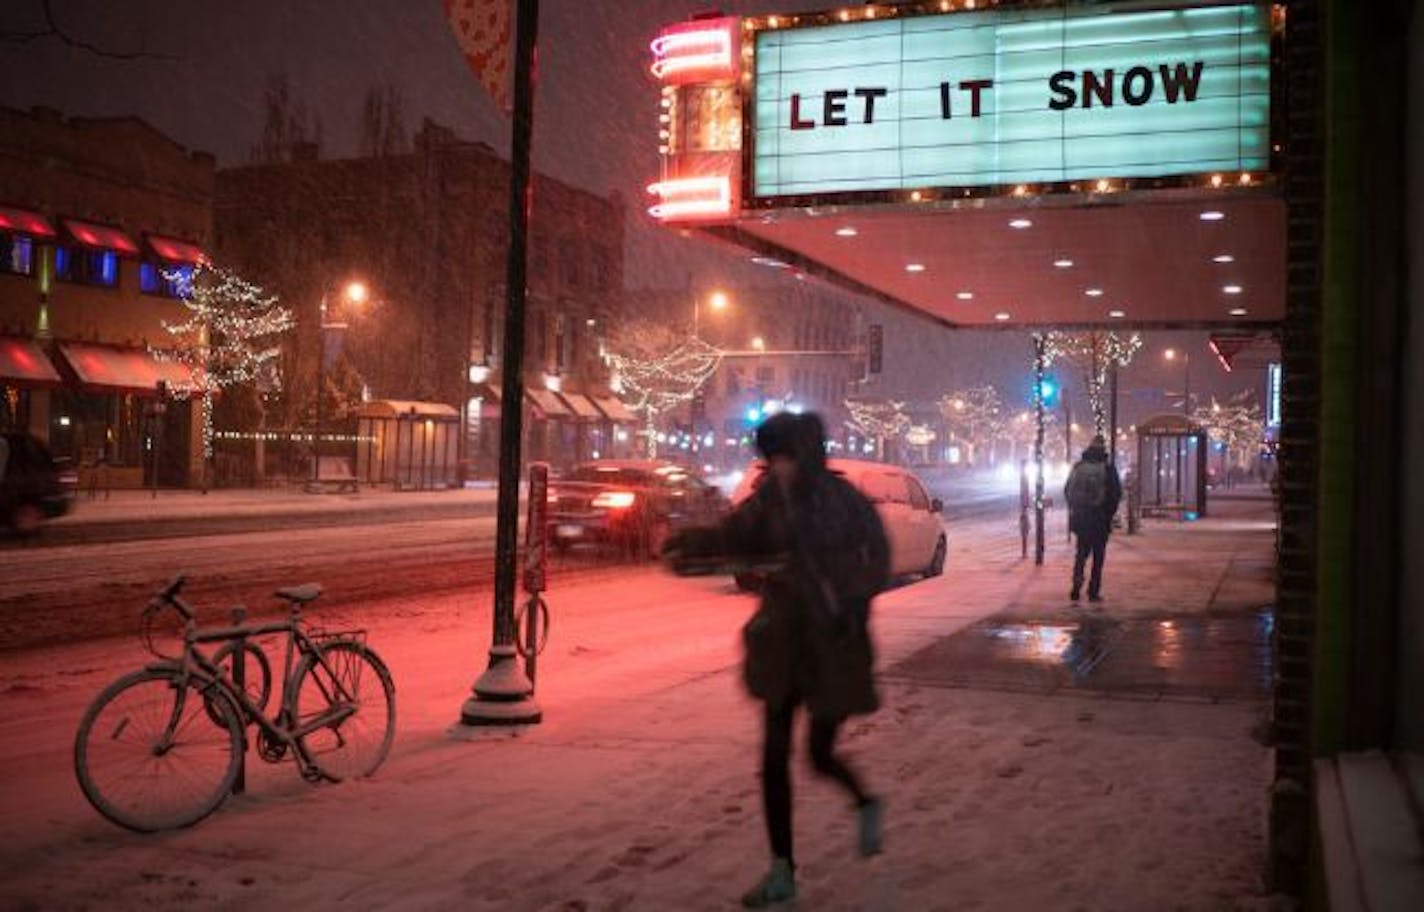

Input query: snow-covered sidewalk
[0,499,1279,910]
[54,484,501,527]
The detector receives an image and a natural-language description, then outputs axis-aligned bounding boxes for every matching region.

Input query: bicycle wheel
[208,640,272,724]
[75,668,243,832]
[292,641,395,782]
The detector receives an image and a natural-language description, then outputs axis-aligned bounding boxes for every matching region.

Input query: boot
[741,857,796,908]
[858,796,884,857]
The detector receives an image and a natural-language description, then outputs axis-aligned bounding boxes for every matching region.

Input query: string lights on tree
[937,384,1005,466]
[1192,391,1265,473]
[151,264,294,473]
[844,398,910,460]
[602,319,721,457]
[1041,330,1143,436]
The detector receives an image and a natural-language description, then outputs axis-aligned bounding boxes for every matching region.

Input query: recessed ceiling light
[1223,284,1243,294]
[1212,254,1235,263]
[1229,307,1248,316]
[1053,258,1074,268]
[1108,309,1126,318]
[994,311,1011,321]
[955,291,974,300]
[834,226,858,237]
[1085,288,1104,297]
[1200,210,1226,221]
[1009,218,1033,229]
[905,263,926,273]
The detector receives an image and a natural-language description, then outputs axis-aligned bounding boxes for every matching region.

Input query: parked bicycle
[74,574,395,832]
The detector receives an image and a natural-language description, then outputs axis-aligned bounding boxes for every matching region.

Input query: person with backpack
[664,412,891,908]
[1063,434,1123,603]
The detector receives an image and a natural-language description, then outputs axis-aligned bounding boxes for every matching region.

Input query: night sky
[0,0,1264,419]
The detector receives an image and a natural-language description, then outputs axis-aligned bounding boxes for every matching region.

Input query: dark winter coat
[1065,444,1123,541]
[670,417,889,718]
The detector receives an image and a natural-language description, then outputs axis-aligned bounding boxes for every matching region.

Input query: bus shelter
[1134,413,1208,519]
[356,400,459,491]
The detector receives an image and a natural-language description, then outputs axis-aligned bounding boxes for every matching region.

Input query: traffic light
[1039,375,1059,407]
[867,324,883,374]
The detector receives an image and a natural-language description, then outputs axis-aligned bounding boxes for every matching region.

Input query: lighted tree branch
[1192,391,1265,471]
[151,264,294,467]
[602,319,721,457]
[937,384,1005,466]
[1041,330,1143,436]
[1,0,177,61]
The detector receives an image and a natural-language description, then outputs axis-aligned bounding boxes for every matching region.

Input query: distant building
[0,106,213,488]
[215,119,630,476]
[624,282,862,470]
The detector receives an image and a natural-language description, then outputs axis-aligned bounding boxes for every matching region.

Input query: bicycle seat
[274,583,322,604]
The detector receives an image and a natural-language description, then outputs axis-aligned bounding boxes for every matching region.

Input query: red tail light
[591,490,636,509]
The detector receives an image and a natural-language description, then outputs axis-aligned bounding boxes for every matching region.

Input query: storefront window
[139,262,192,298]
[1,233,34,275]
[54,246,119,287]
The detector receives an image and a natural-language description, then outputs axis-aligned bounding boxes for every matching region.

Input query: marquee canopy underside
[703,191,1285,330]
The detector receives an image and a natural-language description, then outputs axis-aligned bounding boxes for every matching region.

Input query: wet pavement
[887,607,1273,702]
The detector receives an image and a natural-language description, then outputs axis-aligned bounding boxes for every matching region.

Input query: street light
[312,280,368,487]
[1164,346,1191,416]
[750,336,766,352]
[693,288,730,338]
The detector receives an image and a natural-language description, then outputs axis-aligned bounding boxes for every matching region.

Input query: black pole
[1033,336,1046,566]
[463,0,542,726]
[1109,363,1120,466]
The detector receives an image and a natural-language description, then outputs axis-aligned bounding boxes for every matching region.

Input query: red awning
[0,205,56,238]
[145,234,209,265]
[591,395,638,423]
[556,392,603,420]
[61,219,140,256]
[0,337,61,386]
[58,343,191,395]
[526,388,571,419]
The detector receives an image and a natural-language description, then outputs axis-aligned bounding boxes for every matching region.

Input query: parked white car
[729,458,947,582]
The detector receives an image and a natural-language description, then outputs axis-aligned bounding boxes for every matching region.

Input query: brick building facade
[215,119,628,475]
[0,106,213,488]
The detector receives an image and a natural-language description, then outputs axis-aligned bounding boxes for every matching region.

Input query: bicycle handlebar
[153,574,194,621]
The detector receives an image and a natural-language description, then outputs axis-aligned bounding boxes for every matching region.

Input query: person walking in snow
[665,412,890,908]
[1064,434,1123,603]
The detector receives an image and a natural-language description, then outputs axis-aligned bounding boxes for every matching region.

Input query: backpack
[1066,461,1107,511]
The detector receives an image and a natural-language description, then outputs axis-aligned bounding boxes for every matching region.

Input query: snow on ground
[0,502,1276,910]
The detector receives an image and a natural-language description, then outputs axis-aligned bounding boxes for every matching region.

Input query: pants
[1072,532,1107,597]
[762,702,868,866]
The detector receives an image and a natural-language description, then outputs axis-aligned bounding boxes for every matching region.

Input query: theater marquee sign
[750,4,1272,198]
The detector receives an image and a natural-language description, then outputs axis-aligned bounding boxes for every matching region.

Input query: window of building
[756,365,774,385]
[725,369,741,397]
[54,246,118,287]
[558,245,581,287]
[139,262,193,298]
[1,234,34,276]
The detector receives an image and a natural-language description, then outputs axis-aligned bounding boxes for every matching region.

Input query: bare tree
[1,0,176,60]
[249,73,323,164]
[359,84,410,158]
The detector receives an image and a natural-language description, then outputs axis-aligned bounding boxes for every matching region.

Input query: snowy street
[0,495,1277,910]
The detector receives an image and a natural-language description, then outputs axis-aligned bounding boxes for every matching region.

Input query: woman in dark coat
[666,412,890,907]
